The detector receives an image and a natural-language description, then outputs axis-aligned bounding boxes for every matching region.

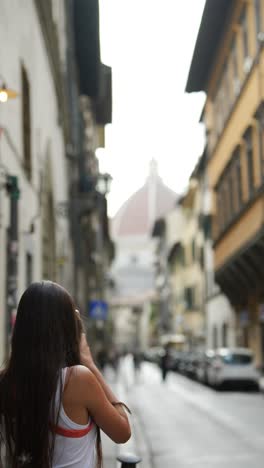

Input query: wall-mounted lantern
[0,76,18,103]
[96,172,112,196]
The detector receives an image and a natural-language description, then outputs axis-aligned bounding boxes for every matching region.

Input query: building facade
[195,152,236,350]
[0,0,113,364]
[166,178,205,349]
[186,0,264,366]
[0,0,74,363]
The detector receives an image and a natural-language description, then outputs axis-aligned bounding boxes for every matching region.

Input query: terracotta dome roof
[112,161,177,237]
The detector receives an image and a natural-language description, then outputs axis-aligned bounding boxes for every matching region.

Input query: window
[213,62,231,136]
[216,156,240,235]
[21,65,32,179]
[222,62,230,119]
[191,239,196,261]
[217,188,224,233]
[199,247,204,269]
[240,7,249,61]
[42,179,56,281]
[214,93,222,136]
[203,214,212,239]
[234,148,243,208]
[184,287,194,310]
[26,253,33,287]
[215,145,245,236]
[221,352,252,365]
[213,326,218,349]
[222,323,228,347]
[254,0,262,43]
[231,37,240,95]
[216,184,225,234]
[223,182,231,224]
[228,173,234,218]
[244,128,254,196]
[257,112,264,179]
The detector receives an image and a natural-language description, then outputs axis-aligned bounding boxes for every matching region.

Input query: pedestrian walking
[132,351,142,383]
[96,348,107,371]
[0,281,131,468]
[160,345,171,382]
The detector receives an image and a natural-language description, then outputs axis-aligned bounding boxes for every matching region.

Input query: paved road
[119,357,264,468]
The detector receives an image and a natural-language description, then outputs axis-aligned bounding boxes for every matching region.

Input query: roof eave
[74,0,101,98]
[185,0,235,93]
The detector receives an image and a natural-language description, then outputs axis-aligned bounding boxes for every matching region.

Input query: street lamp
[96,172,112,195]
[0,76,18,103]
[55,172,113,218]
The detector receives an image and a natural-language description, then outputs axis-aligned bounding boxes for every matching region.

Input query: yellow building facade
[187,0,264,366]
[167,179,205,349]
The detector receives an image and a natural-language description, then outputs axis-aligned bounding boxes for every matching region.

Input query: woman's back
[0,281,131,468]
[52,367,97,468]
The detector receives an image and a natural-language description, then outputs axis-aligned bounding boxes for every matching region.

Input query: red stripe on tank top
[50,421,94,438]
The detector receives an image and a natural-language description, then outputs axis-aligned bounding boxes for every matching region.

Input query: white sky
[98,0,206,217]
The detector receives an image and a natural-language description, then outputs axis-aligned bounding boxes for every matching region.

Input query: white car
[207,348,260,389]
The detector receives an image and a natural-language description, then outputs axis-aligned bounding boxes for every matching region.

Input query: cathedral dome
[112,160,177,238]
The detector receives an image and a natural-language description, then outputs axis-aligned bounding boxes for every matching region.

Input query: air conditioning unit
[243,56,253,74]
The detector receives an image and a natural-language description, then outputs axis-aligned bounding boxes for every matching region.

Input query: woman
[160,345,171,382]
[0,281,131,468]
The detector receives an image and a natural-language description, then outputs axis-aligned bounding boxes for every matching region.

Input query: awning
[215,228,264,305]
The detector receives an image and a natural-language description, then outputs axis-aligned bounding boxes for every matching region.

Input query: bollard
[117,453,142,468]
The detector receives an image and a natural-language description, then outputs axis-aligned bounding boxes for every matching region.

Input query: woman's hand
[79,333,95,370]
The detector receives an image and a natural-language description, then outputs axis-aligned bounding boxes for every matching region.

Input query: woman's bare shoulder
[64,365,98,402]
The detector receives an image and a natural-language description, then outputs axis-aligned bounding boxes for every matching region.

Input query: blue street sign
[89,300,108,320]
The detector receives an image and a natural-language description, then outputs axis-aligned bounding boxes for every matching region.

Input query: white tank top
[52,367,97,468]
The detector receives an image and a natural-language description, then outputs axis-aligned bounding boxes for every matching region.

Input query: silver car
[207,348,260,389]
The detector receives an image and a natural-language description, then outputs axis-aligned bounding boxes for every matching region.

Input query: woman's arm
[75,366,131,444]
[79,333,130,420]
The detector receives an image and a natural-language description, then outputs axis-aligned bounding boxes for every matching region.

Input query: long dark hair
[0,281,91,468]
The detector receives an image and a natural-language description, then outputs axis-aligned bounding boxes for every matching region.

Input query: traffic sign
[88,300,108,320]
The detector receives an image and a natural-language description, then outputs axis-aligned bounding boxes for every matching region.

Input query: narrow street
[2,2,264,467]
[108,357,264,468]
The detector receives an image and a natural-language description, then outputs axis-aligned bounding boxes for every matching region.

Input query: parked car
[184,352,199,378]
[206,348,260,389]
[143,346,163,365]
[177,351,190,374]
[195,349,215,384]
[169,350,183,371]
